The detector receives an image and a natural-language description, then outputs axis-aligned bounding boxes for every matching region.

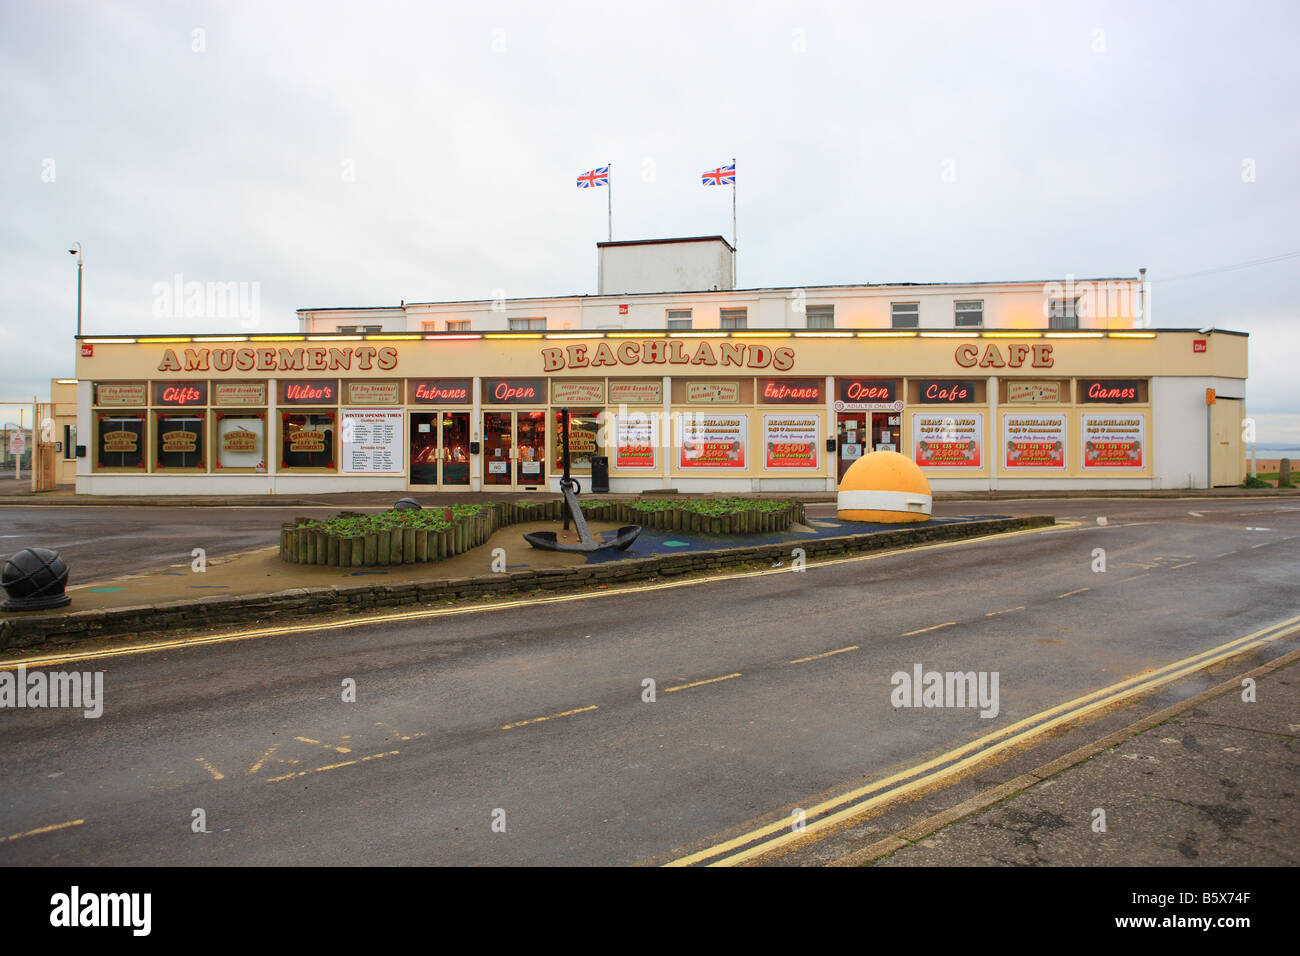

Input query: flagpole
[731,157,737,288]
[607,161,613,242]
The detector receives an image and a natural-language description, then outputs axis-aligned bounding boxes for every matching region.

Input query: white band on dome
[836,489,932,515]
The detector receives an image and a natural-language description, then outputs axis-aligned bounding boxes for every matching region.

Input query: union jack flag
[576,166,609,188]
[701,163,735,186]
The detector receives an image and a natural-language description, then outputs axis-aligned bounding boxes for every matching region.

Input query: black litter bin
[590,455,610,493]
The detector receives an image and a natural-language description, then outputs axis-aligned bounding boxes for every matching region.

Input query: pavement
[3,511,1011,616]
[867,653,1299,867]
[0,496,1296,866]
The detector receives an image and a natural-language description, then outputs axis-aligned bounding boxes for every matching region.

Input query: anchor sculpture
[523,407,642,553]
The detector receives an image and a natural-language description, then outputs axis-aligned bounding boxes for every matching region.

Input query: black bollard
[1,548,72,611]
[394,497,422,510]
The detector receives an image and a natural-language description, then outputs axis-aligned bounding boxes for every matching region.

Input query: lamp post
[68,243,82,337]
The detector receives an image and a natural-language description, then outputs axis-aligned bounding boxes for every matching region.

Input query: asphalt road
[1,497,1297,865]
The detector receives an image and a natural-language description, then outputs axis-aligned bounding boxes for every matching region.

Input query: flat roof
[596,235,736,251]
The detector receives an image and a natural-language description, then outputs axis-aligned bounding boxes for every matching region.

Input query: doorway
[409,410,471,488]
[482,410,547,489]
[836,412,866,482]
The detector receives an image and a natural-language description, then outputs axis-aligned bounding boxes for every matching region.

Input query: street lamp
[68,243,82,337]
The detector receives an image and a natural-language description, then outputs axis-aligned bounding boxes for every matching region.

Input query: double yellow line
[665,612,1300,867]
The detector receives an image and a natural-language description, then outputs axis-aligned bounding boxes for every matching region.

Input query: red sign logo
[1193,339,1207,353]
[844,381,892,401]
[618,304,629,315]
[493,381,538,402]
[1087,382,1137,401]
[81,343,94,357]
[923,382,971,403]
[285,383,334,401]
[161,385,203,405]
[415,383,468,402]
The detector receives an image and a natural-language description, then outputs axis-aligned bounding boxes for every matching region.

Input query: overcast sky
[3,0,1297,441]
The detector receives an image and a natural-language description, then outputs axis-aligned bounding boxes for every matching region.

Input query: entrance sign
[341,408,404,474]
[763,414,820,469]
[1081,413,1145,468]
[1003,413,1067,469]
[914,413,983,468]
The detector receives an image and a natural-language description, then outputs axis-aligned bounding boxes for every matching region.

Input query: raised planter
[280,498,809,567]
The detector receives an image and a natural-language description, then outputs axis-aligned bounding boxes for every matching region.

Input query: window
[338,326,357,333]
[280,412,336,470]
[343,324,381,333]
[96,412,146,470]
[509,317,546,331]
[891,302,919,328]
[1049,298,1079,330]
[447,320,471,332]
[720,308,747,329]
[155,412,206,470]
[362,325,381,333]
[805,305,835,329]
[215,413,267,471]
[667,309,692,330]
[955,300,983,328]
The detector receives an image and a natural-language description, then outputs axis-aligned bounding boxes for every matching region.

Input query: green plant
[1239,475,1271,489]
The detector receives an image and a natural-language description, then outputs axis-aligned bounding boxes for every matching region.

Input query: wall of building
[598,239,734,295]
[300,279,1144,335]
[71,329,1244,496]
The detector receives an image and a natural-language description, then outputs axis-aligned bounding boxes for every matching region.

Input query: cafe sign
[551,381,606,405]
[609,381,662,404]
[95,382,147,406]
[686,382,740,404]
[346,381,401,406]
[214,382,267,406]
[1006,381,1062,404]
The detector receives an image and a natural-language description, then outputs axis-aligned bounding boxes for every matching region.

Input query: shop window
[667,310,692,330]
[96,412,146,470]
[954,300,983,328]
[720,308,747,329]
[805,305,835,329]
[280,411,336,470]
[1049,298,1079,329]
[215,413,267,471]
[891,303,919,328]
[155,412,206,470]
[553,409,601,474]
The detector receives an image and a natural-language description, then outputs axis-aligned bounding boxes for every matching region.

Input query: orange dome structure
[837,451,932,523]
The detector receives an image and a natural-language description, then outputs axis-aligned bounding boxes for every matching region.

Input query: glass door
[440,411,470,486]
[410,410,472,487]
[837,412,866,482]
[516,410,546,487]
[410,412,440,486]
[483,411,514,486]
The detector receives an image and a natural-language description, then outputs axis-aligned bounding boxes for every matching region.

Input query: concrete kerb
[0,515,1053,651]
